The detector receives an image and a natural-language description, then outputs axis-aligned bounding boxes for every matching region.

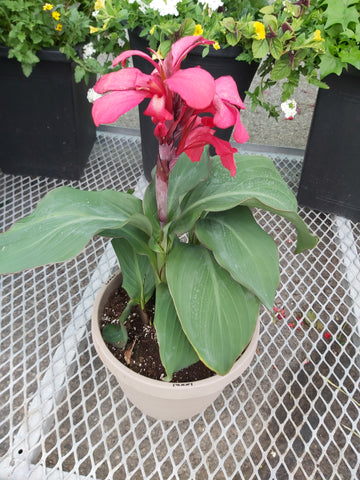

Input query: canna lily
[92,36,249,222]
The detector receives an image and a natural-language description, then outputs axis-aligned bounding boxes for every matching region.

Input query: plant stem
[137,304,151,326]
[119,301,135,325]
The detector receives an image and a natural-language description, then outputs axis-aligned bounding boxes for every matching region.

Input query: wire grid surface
[0,131,359,480]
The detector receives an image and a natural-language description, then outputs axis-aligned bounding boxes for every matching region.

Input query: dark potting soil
[100,286,215,382]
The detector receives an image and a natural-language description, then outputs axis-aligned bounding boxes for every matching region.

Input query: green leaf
[21,63,33,77]
[263,14,278,31]
[111,238,155,305]
[260,5,275,14]
[307,76,330,90]
[181,18,196,37]
[270,38,283,60]
[222,17,236,32]
[322,0,359,30]
[167,149,210,221]
[319,52,345,77]
[195,206,279,310]
[102,222,155,261]
[270,57,292,81]
[0,187,143,274]
[252,39,269,59]
[154,283,199,380]
[226,32,239,47]
[74,65,86,83]
[281,81,296,103]
[142,179,162,241]
[306,310,317,323]
[100,210,152,236]
[167,243,259,375]
[170,155,318,254]
[102,323,128,348]
[339,45,360,69]
[159,39,172,58]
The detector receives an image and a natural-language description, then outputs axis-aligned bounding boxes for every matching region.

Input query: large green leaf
[170,155,318,253]
[167,149,210,221]
[195,206,279,310]
[154,283,199,380]
[0,187,142,274]
[166,243,260,375]
[111,238,156,305]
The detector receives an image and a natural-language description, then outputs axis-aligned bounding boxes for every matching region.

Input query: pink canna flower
[92,36,249,223]
[212,76,249,144]
[176,121,238,176]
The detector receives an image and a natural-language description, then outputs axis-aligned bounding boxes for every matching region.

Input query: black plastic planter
[0,46,96,180]
[128,32,258,180]
[297,68,360,221]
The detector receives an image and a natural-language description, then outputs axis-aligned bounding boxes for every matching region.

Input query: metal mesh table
[0,129,359,479]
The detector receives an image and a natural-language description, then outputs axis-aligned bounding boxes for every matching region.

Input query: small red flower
[324,331,332,340]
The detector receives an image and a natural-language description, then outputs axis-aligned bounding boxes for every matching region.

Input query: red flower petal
[215,76,245,109]
[233,111,249,144]
[144,95,173,122]
[169,36,214,71]
[165,68,216,110]
[92,90,148,126]
[212,95,237,129]
[113,49,159,71]
[94,68,146,94]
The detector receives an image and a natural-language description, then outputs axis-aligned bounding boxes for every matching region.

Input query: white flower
[83,43,96,59]
[149,0,180,16]
[198,0,223,10]
[281,99,297,119]
[87,88,102,103]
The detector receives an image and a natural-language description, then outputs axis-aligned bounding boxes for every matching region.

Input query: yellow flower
[150,26,156,35]
[194,24,203,36]
[254,21,266,40]
[90,26,100,34]
[313,29,324,42]
[56,23,62,31]
[52,11,60,20]
[43,3,53,10]
[94,0,105,10]
[213,41,220,50]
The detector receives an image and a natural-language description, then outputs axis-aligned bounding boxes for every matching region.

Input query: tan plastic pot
[91,271,260,421]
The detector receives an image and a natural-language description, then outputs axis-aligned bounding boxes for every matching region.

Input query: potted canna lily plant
[0,36,317,421]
